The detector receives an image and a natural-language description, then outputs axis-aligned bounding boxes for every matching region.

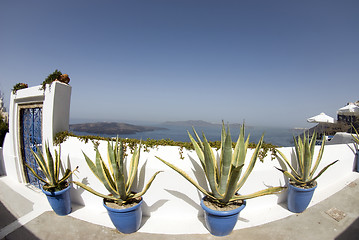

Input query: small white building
[337,102,359,124]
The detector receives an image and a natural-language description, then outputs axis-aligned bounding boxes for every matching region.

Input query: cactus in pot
[25,142,78,215]
[73,138,161,233]
[156,123,284,236]
[276,132,338,213]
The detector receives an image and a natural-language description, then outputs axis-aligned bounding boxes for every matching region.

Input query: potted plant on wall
[156,123,285,236]
[73,138,162,234]
[41,69,70,90]
[275,132,338,213]
[25,142,78,215]
[12,83,28,94]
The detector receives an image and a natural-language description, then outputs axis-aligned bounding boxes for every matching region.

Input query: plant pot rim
[103,197,143,213]
[289,181,317,191]
[41,184,71,196]
[200,197,246,216]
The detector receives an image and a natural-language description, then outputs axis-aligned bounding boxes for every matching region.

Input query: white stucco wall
[43,82,71,147]
[2,81,71,183]
[59,137,357,223]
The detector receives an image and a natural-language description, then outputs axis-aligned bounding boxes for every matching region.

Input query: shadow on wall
[0,147,6,176]
[335,217,359,240]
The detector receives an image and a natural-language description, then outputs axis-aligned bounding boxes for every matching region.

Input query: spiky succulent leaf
[276,149,301,180]
[132,171,162,199]
[275,167,306,185]
[302,136,312,182]
[352,125,359,145]
[236,125,247,167]
[188,131,205,170]
[44,143,56,186]
[82,151,101,181]
[117,140,125,175]
[73,181,120,202]
[126,144,140,194]
[192,127,204,151]
[107,140,116,177]
[236,134,264,192]
[202,134,221,198]
[155,156,213,199]
[107,141,126,198]
[94,150,119,197]
[221,164,243,203]
[230,186,286,201]
[31,148,50,181]
[309,132,317,166]
[309,135,325,178]
[25,163,48,184]
[58,167,78,185]
[294,136,304,176]
[218,126,233,195]
[307,160,339,185]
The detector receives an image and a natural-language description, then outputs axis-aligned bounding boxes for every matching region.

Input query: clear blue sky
[0,0,358,128]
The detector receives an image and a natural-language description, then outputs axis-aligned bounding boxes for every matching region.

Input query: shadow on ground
[0,202,39,240]
[335,217,359,240]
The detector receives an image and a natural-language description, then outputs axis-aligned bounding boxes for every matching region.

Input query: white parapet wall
[57,136,358,234]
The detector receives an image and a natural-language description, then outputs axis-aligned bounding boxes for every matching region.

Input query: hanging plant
[12,83,28,94]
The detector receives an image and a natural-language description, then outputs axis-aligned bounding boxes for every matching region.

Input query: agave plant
[351,125,359,145]
[156,124,284,205]
[26,142,78,191]
[73,138,162,205]
[276,132,338,187]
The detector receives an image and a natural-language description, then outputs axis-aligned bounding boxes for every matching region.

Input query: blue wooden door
[20,106,45,189]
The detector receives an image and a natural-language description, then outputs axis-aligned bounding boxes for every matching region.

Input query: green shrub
[0,115,8,147]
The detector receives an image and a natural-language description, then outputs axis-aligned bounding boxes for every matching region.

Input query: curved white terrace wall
[59,137,358,234]
[1,81,358,234]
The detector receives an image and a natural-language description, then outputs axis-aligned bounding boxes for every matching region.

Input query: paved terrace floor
[1,175,359,240]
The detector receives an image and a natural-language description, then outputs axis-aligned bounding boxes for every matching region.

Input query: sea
[72,124,304,147]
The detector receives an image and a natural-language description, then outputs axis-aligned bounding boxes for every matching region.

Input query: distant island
[70,122,167,135]
[163,120,250,128]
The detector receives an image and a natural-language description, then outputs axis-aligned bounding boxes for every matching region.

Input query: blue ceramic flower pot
[42,184,71,216]
[356,151,359,172]
[200,197,246,236]
[287,182,317,213]
[103,198,143,234]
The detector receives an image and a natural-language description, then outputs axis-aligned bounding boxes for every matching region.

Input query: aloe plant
[276,132,338,187]
[26,142,78,192]
[73,138,162,205]
[156,124,284,205]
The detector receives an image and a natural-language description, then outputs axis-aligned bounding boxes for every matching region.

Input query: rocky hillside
[70,122,167,135]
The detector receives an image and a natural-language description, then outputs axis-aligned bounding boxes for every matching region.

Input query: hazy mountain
[163,120,247,128]
[70,122,167,135]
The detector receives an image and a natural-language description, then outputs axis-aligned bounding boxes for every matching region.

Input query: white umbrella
[337,103,359,116]
[307,112,334,123]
